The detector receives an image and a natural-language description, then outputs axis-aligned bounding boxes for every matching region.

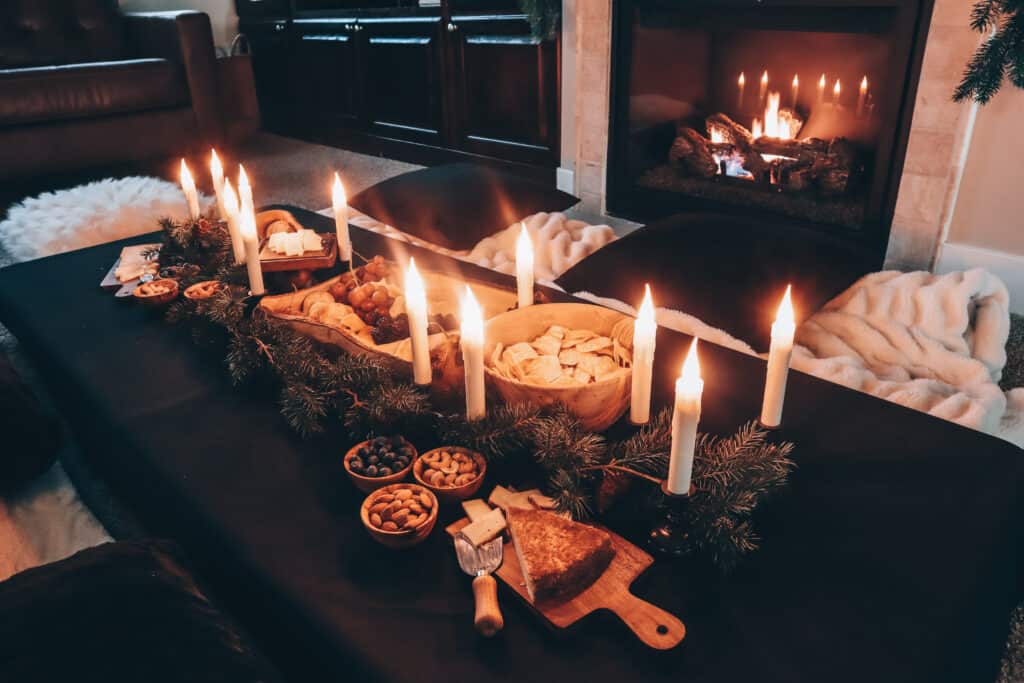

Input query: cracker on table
[558,348,580,366]
[577,336,612,353]
[525,355,563,384]
[530,335,561,357]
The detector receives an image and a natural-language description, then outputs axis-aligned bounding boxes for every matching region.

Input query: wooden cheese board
[259,232,338,272]
[446,517,686,649]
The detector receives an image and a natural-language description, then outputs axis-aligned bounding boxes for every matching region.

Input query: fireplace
[606,0,934,256]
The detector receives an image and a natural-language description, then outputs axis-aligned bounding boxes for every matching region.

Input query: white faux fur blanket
[792,269,1024,446]
[580,270,1024,447]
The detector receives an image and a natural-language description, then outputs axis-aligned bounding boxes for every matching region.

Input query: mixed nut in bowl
[412,447,486,503]
[344,436,417,493]
[133,278,180,306]
[360,483,438,549]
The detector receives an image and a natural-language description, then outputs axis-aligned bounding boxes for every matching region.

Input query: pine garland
[155,215,794,570]
[955,0,1024,104]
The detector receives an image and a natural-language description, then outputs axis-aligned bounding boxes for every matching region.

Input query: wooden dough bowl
[259,267,516,401]
[484,303,634,432]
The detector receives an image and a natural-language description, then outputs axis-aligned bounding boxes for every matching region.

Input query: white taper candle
[332,173,352,262]
[405,258,432,385]
[760,285,795,428]
[179,159,200,220]
[630,284,657,425]
[515,222,534,309]
[667,338,702,495]
[461,285,486,421]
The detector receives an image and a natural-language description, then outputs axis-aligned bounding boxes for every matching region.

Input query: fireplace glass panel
[623,6,900,231]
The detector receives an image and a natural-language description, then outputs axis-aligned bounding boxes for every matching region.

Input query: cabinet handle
[274,22,285,32]
[447,22,458,32]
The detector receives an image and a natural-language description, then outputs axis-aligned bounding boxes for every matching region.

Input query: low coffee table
[0,206,1020,683]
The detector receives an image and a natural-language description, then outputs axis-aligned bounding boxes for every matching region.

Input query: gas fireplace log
[668,128,719,178]
[705,113,754,147]
[751,137,829,159]
[703,113,769,177]
[778,158,815,192]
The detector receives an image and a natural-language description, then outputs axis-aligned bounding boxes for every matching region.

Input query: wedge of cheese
[458,507,506,547]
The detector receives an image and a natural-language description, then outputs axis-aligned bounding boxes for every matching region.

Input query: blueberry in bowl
[344,436,418,493]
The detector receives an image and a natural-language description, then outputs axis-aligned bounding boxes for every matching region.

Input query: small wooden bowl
[412,447,487,504]
[484,303,634,432]
[183,280,221,301]
[133,278,180,306]
[343,439,417,494]
[360,483,438,549]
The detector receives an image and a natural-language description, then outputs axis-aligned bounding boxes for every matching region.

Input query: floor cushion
[0,352,61,496]
[556,211,880,351]
[0,540,282,683]
[347,162,579,251]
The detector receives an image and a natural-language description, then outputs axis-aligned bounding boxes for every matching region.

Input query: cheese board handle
[611,592,686,650]
[472,574,504,637]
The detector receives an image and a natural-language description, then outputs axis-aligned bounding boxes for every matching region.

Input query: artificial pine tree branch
[955,1,1024,103]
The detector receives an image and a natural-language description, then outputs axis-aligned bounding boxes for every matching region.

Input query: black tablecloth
[0,206,1021,683]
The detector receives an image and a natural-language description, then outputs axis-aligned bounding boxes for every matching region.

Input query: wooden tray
[259,232,337,272]
[446,517,686,650]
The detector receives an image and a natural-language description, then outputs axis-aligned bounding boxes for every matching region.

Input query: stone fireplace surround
[558,0,981,271]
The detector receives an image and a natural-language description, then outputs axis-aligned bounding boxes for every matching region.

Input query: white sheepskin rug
[0,176,211,262]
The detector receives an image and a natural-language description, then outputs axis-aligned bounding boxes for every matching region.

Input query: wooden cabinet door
[448,13,559,166]
[358,17,447,145]
[290,21,362,126]
[241,19,296,129]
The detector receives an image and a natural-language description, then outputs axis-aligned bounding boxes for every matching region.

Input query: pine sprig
[438,403,544,462]
[955,1,1024,103]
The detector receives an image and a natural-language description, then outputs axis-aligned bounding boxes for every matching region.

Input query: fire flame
[709,126,724,144]
[179,159,194,192]
[833,78,842,97]
[792,74,799,88]
[860,75,868,94]
[638,284,655,328]
[678,338,702,394]
[819,73,827,89]
[405,257,427,314]
[516,222,534,273]
[760,70,768,88]
[738,72,745,88]
[775,285,795,329]
[756,92,795,140]
[210,149,223,182]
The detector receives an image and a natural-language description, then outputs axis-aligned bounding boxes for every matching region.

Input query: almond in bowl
[413,447,486,503]
[360,483,438,549]
[184,280,221,301]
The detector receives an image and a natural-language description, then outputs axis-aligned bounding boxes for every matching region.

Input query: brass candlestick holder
[648,481,692,557]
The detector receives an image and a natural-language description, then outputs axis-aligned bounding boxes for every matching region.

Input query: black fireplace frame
[605,0,936,260]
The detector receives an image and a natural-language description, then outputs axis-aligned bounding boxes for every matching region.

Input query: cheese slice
[461,498,492,523]
[458,507,506,547]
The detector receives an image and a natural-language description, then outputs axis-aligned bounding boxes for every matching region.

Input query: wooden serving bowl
[133,278,180,306]
[360,483,438,549]
[343,439,417,494]
[412,447,487,504]
[483,303,634,432]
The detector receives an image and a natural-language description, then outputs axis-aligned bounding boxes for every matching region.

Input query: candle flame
[679,338,702,390]
[792,74,799,88]
[460,285,484,342]
[819,73,827,89]
[405,257,427,309]
[332,172,346,210]
[238,164,250,193]
[833,78,841,96]
[210,149,222,179]
[738,72,745,87]
[222,178,238,215]
[760,70,768,86]
[776,285,795,327]
[180,159,193,187]
[638,284,655,325]
[516,222,534,270]
[860,75,868,93]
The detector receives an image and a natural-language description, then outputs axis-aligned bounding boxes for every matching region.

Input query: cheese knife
[454,534,504,636]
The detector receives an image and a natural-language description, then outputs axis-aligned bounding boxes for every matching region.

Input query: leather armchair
[0,1,225,181]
